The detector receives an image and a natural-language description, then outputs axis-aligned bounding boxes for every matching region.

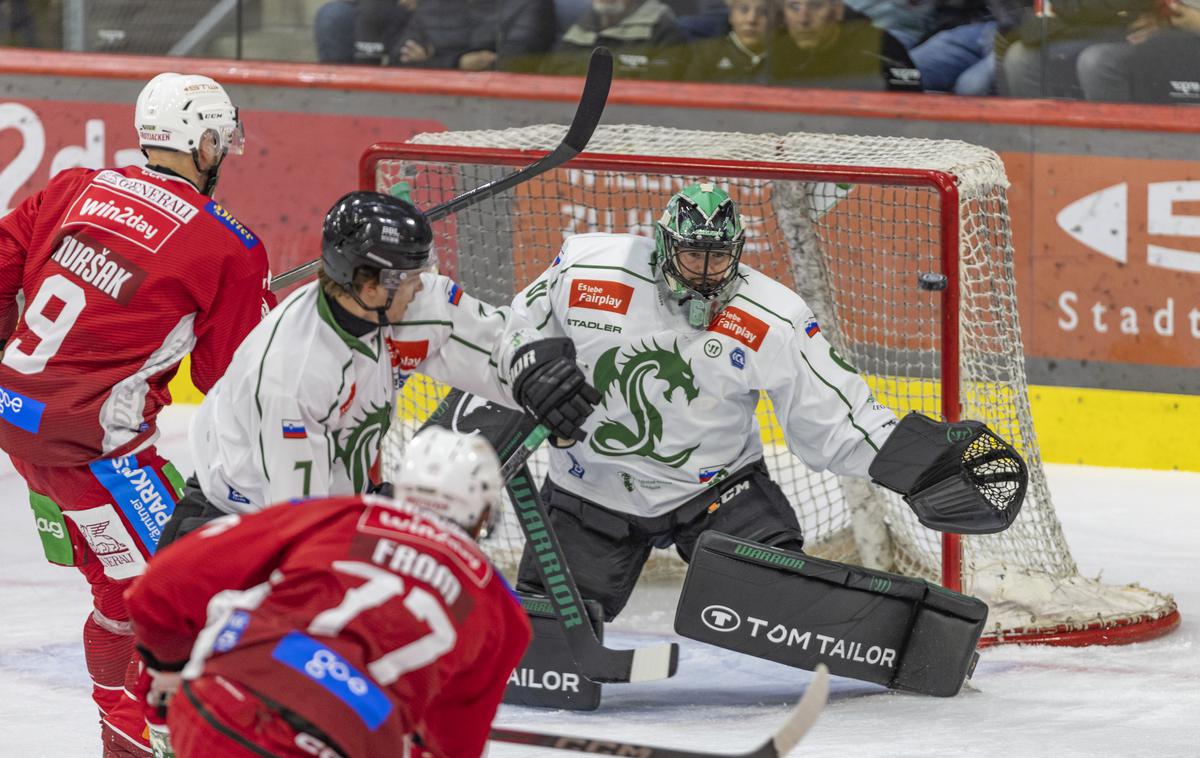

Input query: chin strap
[349,289,397,327]
[192,149,227,196]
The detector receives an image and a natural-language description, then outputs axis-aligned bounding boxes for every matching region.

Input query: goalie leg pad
[674,531,986,697]
[503,592,605,710]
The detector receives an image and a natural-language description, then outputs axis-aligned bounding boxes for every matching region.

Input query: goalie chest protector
[674,531,987,696]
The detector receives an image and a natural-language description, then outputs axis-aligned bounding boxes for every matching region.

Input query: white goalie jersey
[191,273,533,514]
[513,233,898,518]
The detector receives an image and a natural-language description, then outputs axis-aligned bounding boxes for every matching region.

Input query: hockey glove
[366,480,395,498]
[157,478,228,550]
[868,412,1028,534]
[510,338,600,443]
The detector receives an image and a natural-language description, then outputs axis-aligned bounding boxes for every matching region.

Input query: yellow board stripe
[166,362,1200,472]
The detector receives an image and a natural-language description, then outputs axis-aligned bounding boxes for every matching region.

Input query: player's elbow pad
[868,412,1028,534]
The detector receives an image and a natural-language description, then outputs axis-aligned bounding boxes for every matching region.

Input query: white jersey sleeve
[763,309,898,478]
[393,274,540,409]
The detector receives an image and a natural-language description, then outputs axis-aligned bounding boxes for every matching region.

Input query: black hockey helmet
[321,190,433,290]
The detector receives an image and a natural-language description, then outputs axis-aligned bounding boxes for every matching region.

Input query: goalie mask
[392,427,503,536]
[654,182,746,328]
[321,190,434,326]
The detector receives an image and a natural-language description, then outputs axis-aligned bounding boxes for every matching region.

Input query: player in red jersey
[126,427,532,758]
[0,72,272,755]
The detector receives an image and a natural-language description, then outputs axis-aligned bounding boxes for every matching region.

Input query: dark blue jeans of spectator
[910,20,997,95]
[315,0,357,63]
[315,0,411,64]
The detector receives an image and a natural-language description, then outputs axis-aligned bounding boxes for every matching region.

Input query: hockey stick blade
[269,47,613,292]
[489,664,830,757]
[503,424,679,684]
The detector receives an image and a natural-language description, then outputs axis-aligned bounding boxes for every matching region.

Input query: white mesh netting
[371,124,1177,645]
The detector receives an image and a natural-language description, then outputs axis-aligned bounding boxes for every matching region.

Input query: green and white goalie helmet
[391,427,502,536]
[135,72,244,159]
[654,182,746,327]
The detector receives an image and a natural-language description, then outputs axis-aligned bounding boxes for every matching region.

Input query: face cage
[663,235,744,300]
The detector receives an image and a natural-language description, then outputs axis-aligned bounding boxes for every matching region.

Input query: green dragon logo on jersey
[590,340,700,467]
[333,402,392,493]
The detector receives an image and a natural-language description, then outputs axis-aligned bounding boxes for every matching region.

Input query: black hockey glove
[157,477,230,550]
[869,412,1028,534]
[510,338,600,443]
[366,480,395,498]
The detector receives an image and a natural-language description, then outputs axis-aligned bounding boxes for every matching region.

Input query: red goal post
[359,125,1178,647]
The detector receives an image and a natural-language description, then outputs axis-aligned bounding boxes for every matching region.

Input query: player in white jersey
[431,183,1026,696]
[425,182,895,619]
[160,191,598,542]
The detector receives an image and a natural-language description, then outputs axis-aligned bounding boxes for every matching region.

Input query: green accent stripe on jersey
[729,293,793,327]
[255,295,307,479]
[316,289,377,360]
[391,319,452,328]
[449,333,491,357]
[798,351,879,452]
[317,360,354,425]
[562,263,656,284]
[536,311,553,331]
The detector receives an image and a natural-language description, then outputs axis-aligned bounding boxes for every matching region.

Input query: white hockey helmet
[135,73,244,158]
[392,427,503,534]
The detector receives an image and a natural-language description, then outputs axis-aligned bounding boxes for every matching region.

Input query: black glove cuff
[136,644,188,673]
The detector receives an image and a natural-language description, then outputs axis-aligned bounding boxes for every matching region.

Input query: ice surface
[1,407,1196,757]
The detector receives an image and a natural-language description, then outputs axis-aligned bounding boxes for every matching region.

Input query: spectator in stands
[908,0,1026,95]
[1000,0,1158,99]
[540,0,690,79]
[686,0,778,82]
[769,0,923,91]
[391,0,556,71]
[0,0,36,48]
[1124,0,1200,103]
[844,0,936,47]
[314,0,415,65]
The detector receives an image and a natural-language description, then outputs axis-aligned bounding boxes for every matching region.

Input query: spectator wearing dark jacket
[392,0,556,71]
[685,0,778,82]
[541,0,691,79]
[907,0,1026,95]
[769,0,923,90]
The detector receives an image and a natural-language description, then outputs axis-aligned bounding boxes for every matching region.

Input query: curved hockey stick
[501,423,680,684]
[490,664,831,756]
[269,46,614,292]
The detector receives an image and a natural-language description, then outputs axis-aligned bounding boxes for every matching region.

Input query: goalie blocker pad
[675,532,986,697]
[503,593,604,711]
[869,411,1028,535]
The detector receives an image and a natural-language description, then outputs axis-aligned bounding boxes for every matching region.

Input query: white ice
[1,406,1196,758]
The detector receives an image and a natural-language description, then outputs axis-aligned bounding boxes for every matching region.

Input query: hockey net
[364,124,1178,647]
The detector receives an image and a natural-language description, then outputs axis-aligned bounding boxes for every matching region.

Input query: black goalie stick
[269,46,614,292]
[490,664,831,756]
[499,423,679,684]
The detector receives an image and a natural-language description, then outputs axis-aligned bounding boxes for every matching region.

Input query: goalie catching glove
[510,337,600,443]
[869,412,1028,534]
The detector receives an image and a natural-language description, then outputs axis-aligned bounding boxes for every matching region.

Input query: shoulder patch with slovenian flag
[804,316,821,338]
[448,282,464,305]
[281,419,307,439]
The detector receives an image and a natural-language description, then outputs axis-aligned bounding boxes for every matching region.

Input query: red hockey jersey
[0,165,272,465]
[125,495,532,758]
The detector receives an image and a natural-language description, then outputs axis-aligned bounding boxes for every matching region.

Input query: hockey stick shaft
[489,664,830,757]
[269,47,614,292]
[501,424,679,684]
